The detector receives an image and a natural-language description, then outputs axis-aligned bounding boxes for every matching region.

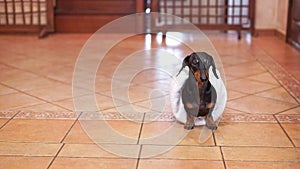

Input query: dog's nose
[200,77,206,82]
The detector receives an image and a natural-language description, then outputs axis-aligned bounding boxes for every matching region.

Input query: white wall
[276,0,289,35]
[255,0,289,35]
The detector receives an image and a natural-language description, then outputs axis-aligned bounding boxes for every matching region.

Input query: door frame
[286,0,300,50]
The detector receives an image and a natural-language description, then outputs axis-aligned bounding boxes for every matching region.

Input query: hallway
[0,32,299,169]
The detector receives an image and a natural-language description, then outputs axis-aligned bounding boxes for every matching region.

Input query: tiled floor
[0,32,299,169]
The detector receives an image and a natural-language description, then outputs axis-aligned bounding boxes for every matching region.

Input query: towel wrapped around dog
[170,65,227,126]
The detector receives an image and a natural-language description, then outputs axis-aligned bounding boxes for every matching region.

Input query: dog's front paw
[206,116,217,130]
[184,115,195,130]
[184,123,194,130]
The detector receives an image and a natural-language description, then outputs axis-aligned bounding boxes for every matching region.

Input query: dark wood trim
[255,29,286,41]
[136,0,145,13]
[286,0,300,51]
[0,25,41,33]
[286,0,293,43]
[274,30,286,41]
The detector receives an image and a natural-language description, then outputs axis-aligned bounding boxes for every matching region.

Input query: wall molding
[255,29,286,41]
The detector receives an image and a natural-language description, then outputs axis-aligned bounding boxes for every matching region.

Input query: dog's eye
[192,59,199,65]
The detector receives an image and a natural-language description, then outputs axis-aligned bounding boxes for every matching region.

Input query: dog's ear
[176,55,191,76]
[198,52,219,79]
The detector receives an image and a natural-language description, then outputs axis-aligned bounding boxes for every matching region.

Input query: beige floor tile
[0,92,45,110]
[96,94,128,110]
[140,79,173,93]
[139,159,224,169]
[0,118,9,127]
[2,76,64,92]
[0,119,74,142]
[105,120,141,139]
[281,124,300,147]
[59,143,140,158]
[227,95,297,114]
[0,84,17,95]
[246,72,280,85]
[103,85,166,103]
[140,121,214,146]
[45,66,74,83]
[63,121,93,143]
[224,75,239,82]
[52,98,75,111]
[0,142,62,156]
[0,67,37,82]
[222,147,300,161]
[227,90,247,100]
[178,127,215,146]
[75,120,141,144]
[226,161,300,169]
[223,62,266,78]
[223,108,246,114]
[50,157,137,169]
[131,69,171,84]
[7,57,57,72]
[25,84,77,102]
[0,156,53,169]
[141,145,222,160]
[278,106,300,115]
[226,78,277,94]
[0,53,30,65]
[215,123,293,147]
[256,87,298,104]
[95,76,129,93]
[221,56,254,66]
[134,96,171,113]
[54,93,128,112]
[140,121,177,142]
[15,102,69,111]
[0,33,299,168]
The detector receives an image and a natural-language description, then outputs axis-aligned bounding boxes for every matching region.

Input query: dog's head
[177,52,218,86]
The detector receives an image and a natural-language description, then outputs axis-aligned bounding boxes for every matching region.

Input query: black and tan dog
[177,52,219,130]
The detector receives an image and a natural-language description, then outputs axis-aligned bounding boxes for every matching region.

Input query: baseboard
[274,30,286,41]
[255,29,286,41]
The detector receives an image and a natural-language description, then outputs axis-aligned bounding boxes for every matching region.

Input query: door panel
[287,0,300,50]
[55,0,143,33]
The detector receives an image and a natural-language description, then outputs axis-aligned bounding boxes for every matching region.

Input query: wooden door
[287,0,300,50]
[55,0,145,33]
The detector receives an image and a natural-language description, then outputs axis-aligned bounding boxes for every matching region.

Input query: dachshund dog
[177,52,219,130]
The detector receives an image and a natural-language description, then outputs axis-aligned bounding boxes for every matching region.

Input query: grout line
[135,145,143,169]
[274,105,300,115]
[212,131,217,146]
[268,67,300,104]
[47,143,65,169]
[255,52,300,104]
[0,111,20,129]
[0,62,73,86]
[136,113,146,145]
[219,146,227,169]
[0,82,93,111]
[59,112,82,143]
[274,115,297,148]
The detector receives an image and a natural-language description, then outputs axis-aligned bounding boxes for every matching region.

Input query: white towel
[170,66,227,126]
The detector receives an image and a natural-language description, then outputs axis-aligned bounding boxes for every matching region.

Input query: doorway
[287,0,300,50]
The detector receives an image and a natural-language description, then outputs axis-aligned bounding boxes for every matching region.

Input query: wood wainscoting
[55,0,144,33]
